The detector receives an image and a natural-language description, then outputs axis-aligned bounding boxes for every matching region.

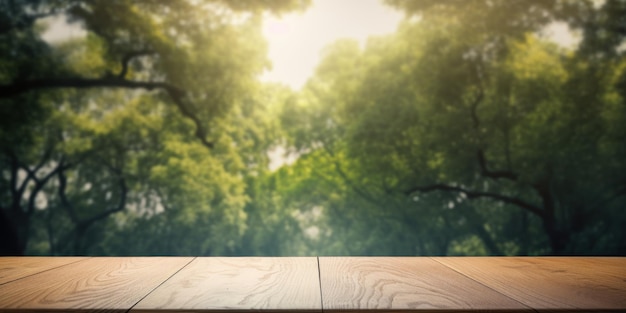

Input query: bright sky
[260,0,403,90]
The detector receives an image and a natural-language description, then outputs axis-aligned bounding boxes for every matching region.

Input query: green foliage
[1,0,624,256]
[272,0,626,255]
[0,0,306,255]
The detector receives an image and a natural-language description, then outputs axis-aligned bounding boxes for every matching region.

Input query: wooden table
[0,257,624,312]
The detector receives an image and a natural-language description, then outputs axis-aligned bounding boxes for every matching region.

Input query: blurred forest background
[1,0,625,256]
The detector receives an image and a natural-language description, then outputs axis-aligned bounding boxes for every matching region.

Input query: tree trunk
[520,210,529,255]
[0,209,27,255]
[542,214,570,255]
[533,178,570,254]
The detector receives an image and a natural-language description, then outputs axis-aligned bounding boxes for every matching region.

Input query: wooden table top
[0,257,624,312]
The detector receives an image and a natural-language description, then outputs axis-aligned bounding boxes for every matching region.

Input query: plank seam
[317,256,325,313]
[125,257,197,313]
[430,257,539,313]
[0,257,93,286]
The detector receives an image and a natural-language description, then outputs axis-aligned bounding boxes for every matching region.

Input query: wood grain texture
[0,257,87,285]
[132,257,322,313]
[435,257,626,312]
[319,257,531,312]
[0,257,192,312]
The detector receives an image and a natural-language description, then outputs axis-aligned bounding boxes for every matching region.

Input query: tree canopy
[276,0,626,255]
[1,0,625,256]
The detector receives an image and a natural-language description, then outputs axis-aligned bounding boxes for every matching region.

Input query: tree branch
[7,152,21,212]
[405,183,545,218]
[477,149,518,181]
[32,145,54,176]
[21,156,73,215]
[57,167,79,224]
[117,50,155,79]
[469,87,483,130]
[0,77,214,149]
[16,146,56,200]
[0,77,173,97]
[58,157,127,242]
[466,75,518,182]
[78,176,127,231]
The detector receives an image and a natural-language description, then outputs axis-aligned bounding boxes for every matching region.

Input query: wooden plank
[132,257,322,312]
[0,257,192,312]
[435,257,626,312]
[0,257,87,285]
[319,257,531,312]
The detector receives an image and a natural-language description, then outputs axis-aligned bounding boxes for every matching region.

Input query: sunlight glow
[542,22,580,49]
[40,15,86,43]
[261,0,403,90]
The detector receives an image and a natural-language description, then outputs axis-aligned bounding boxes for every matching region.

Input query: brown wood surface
[0,257,192,312]
[0,257,87,285]
[132,257,322,313]
[0,257,625,312]
[318,257,532,312]
[435,257,626,312]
